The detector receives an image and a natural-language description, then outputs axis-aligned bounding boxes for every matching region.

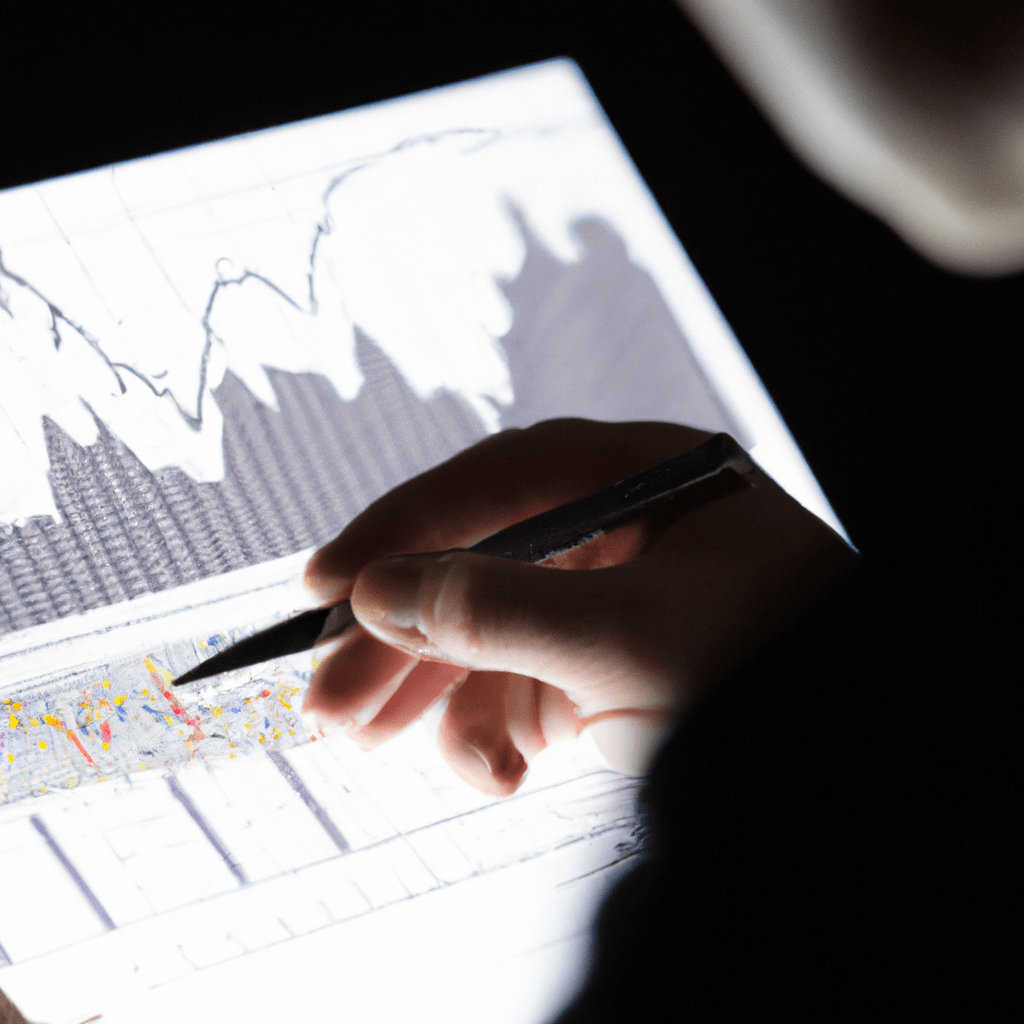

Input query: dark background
[3,0,1012,1013]
[3,0,1015,560]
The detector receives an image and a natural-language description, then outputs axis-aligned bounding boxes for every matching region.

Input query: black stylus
[172,433,755,686]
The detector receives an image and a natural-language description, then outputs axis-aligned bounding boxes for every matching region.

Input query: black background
[3,0,1014,1014]
[3,0,1016,558]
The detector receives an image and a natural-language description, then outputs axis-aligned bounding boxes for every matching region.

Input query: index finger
[305,418,711,602]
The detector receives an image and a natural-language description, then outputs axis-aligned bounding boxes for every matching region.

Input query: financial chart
[0,60,839,1023]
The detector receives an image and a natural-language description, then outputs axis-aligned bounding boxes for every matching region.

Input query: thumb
[349,550,679,725]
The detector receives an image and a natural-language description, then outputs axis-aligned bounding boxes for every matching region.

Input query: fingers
[349,549,679,718]
[435,672,538,797]
[434,674,657,796]
[302,624,419,726]
[347,659,469,749]
[343,470,856,722]
[304,419,710,603]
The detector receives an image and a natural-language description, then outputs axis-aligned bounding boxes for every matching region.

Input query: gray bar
[267,750,350,853]
[166,774,248,885]
[30,815,115,931]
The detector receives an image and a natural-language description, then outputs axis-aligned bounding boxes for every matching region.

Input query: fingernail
[352,554,445,652]
[304,551,350,604]
[299,708,346,738]
[471,742,527,784]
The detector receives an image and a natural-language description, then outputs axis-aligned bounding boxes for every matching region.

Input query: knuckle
[442,557,493,655]
[422,553,487,654]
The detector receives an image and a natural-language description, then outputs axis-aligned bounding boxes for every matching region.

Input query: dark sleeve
[552,561,1012,1022]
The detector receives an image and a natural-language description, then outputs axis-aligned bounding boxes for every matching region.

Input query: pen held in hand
[172,433,756,686]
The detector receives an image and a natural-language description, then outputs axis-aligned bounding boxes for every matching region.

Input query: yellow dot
[102,680,111,689]
[102,742,110,751]
[37,740,48,750]
[9,714,19,729]
[7,753,14,763]
[12,702,22,711]
[113,696,127,706]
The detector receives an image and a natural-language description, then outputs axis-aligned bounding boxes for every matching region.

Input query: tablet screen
[0,60,845,1023]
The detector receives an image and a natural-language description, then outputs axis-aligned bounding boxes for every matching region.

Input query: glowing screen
[0,60,841,1023]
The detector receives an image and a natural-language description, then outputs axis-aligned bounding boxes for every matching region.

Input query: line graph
[1,146,737,634]
[0,59,795,1024]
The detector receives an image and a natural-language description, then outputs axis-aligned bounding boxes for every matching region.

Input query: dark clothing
[555,547,1013,1020]
[549,24,1019,1004]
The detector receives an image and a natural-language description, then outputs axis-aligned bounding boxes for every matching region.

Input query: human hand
[302,419,855,795]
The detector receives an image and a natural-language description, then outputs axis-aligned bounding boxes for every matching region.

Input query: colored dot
[12,702,21,711]
[7,753,14,763]
[37,740,48,750]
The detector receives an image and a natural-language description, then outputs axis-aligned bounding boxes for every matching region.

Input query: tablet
[0,60,846,1023]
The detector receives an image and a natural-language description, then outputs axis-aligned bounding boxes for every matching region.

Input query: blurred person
[303,2,1018,1019]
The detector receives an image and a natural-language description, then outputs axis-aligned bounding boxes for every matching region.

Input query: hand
[302,419,855,795]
